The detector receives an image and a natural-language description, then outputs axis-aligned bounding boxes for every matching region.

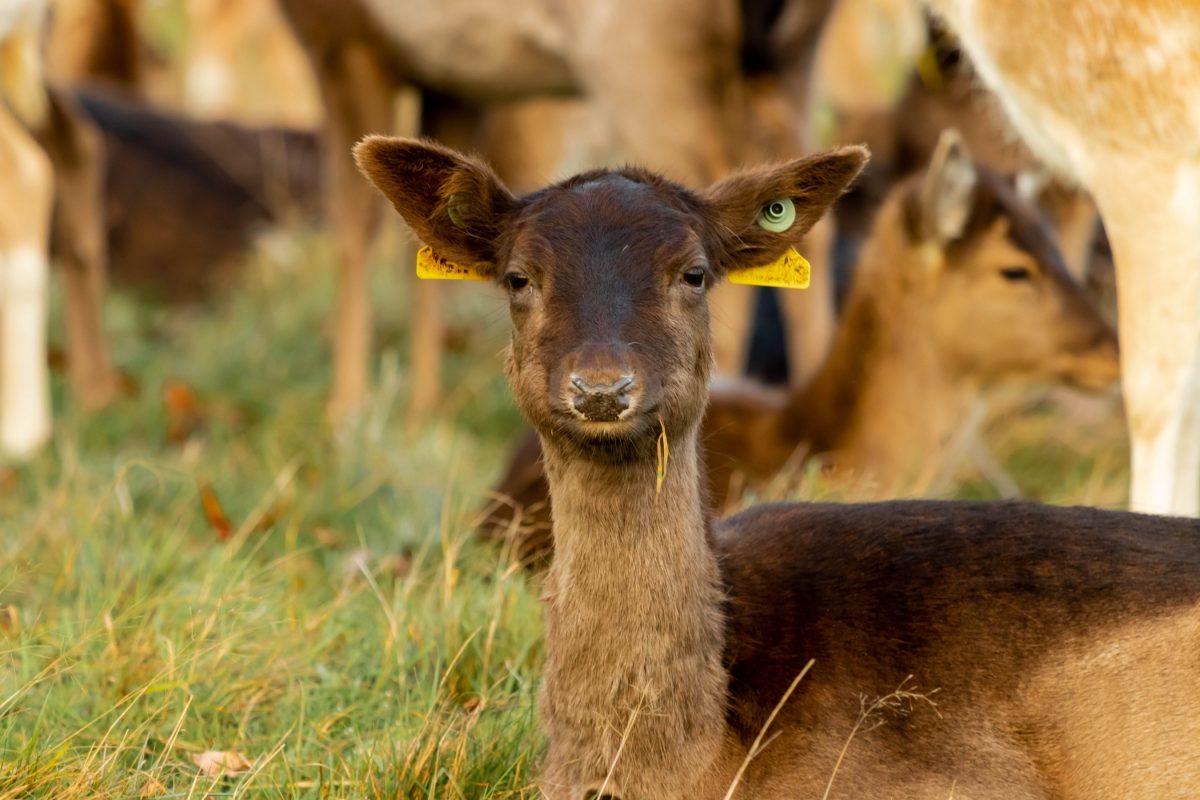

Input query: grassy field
[0,229,1129,798]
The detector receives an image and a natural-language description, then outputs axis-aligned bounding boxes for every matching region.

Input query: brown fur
[357,136,1200,799]
[46,0,151,92]
[482,132,1118,564]
[67,88,321,302]
[31,86,120,409]
[276,0,837,423]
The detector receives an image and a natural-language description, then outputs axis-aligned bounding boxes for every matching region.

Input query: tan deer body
[277,0,835,422]
[0,0,54,457]
[358,136,1200,799]
[482,131,1118,560]
[923,0,1200,515]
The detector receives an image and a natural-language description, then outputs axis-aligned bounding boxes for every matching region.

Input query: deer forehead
[510,176,707,280]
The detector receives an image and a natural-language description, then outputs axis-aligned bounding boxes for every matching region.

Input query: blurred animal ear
[919,128,977,244]
[703,146,868,286]
[354,136,517,280]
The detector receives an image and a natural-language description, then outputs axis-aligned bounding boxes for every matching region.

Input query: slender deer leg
[0,105,53,457]
[566,0,738,186]
[404,94,486,418]
[776,212,836,387]
[39,90,119,410]
[708,283,754,377]
[315,43,392,425]
[1097,162,1200,515]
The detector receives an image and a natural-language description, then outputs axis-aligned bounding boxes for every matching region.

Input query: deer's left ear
[354,136,517,280]
[703,146,868,287]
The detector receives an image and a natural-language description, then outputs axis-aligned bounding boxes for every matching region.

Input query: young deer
[482,129,1118,563]
[357,136,1200,799]
[921,1,1200,515]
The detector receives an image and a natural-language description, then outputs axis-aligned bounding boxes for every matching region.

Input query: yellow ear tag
[729,247,810,289]
[415,245,488,281]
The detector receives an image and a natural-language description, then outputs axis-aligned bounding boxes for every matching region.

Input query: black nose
[570,374,635,421]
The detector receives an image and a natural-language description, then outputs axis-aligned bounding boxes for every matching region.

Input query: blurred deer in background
[482,129,1119,564]
[46,0,151,94]
[357,134,1200,800]
[0,2,130,460]
[277,0,839,424]
[922,0,1200,515]
[821,5,1102,290]
[183,0,319,127]
[0,0,54,457]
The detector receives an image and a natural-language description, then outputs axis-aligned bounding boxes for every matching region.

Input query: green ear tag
[756,197,796,232]
[729,247,810,289]
[415,246,488,281]
[446,194,469,229]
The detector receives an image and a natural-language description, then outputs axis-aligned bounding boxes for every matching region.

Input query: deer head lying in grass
[481,129,1119,562]
[357,135,1200,800]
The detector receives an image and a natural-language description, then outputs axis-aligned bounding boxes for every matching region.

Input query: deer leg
[708,283,754,378]
[315,43,392,425]
[776,213,836,387]
[40,89,119,410]
[0,107,53,458]
[1096,162,1200,515]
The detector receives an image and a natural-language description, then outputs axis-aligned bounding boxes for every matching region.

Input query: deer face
[902,130,1119,392]
[498,175,715,458]
[355,137,866,460]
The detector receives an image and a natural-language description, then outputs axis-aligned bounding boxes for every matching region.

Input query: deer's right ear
[354,136,517,279]
[918,128,977,244]
[703,146,869,285]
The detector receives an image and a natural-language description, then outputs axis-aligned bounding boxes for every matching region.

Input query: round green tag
[756,197,796,232]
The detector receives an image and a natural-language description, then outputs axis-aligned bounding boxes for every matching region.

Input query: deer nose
[569,373,635,421]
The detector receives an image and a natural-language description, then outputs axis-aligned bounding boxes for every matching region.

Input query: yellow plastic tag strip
[729,247,810,290]
[416,246,488,281]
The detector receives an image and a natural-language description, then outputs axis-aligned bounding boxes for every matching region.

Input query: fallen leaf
[192,750,252,778]
[0,605,18,635]
[313,526,342,548]
[0,468,18,495]
[164,379,203,444]
[199,484,234,540]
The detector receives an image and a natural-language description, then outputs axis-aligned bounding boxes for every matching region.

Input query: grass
[0,228,1129,798]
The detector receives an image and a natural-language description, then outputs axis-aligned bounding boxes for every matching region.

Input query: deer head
[898,129,1119,391]
[355,136,867,459]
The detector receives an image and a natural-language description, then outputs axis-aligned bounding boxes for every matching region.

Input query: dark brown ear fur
[353,135,517,276]
[703,146,868,272]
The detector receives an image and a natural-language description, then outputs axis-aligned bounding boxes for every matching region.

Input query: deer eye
[999,266,1032,282]
[504,272,531,292]
[681,266,707,289]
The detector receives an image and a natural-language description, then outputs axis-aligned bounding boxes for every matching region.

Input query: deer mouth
[546,403,663,457]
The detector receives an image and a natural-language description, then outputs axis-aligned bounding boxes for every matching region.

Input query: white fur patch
[0,244,51,458]
[184,55,235,115]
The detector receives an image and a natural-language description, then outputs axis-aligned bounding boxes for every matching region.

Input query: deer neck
[777,249,976,493]
[537,424,729,798]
